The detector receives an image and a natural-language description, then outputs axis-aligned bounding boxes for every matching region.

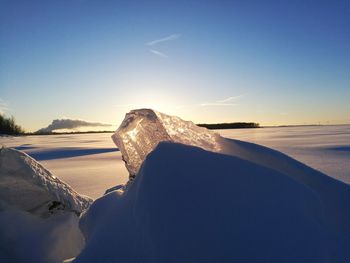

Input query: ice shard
[112,109,221,177]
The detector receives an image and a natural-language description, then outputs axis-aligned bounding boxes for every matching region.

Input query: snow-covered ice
[0,147,90,263]
[0,203,85,263]
[75,110,350,263]
[219,125,350,184]
[0,124,348,199]
[0,133,127,199]
[1,110,350,263]
[0,147,91,217]
[76,142,350,263]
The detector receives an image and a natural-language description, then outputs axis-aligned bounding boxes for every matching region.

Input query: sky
[1,0,350,132]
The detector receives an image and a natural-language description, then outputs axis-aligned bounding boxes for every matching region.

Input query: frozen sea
[1,124,349,199]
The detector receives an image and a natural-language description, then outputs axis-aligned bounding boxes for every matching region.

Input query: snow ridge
[0,147,92,217]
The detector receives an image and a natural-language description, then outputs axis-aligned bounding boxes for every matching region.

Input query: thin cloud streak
[217,95,244,103]
[191,95,245,108]
[199,102,239,107]
[146,34,181,46]
[149,49,168,58]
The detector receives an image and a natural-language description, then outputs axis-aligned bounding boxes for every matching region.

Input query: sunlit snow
[1,111,350,263]
[0,147,91,217]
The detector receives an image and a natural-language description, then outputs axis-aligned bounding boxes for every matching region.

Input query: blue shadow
[15,145,38,151]
[17,147,119,161]
[328,146,350,152]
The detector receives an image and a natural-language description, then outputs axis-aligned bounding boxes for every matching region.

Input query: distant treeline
[0,114,25,135]
[1,114,260,136]
[197,122,260,130]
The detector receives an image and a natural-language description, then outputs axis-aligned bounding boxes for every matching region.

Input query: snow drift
[0,147,92,263]
[0,147,91,217]
[0,202,84,263]
[76,142,331,263]
[2,109,350,263]
[75,109,350,263]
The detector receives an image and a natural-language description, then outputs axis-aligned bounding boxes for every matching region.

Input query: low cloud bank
[36,119,112,133]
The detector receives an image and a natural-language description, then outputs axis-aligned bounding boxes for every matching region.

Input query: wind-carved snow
[0,147,92,217]
[77,142,350,263]
[112,109,221,176]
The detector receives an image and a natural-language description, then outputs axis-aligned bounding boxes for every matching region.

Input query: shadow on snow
[15,147,119,161]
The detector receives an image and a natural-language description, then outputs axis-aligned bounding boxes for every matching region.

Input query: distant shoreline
[2,123,350,137]
[2,131,115,136]
[197,122,260,130]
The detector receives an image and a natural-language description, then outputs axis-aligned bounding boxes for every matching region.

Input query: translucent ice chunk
[112,109,221,176]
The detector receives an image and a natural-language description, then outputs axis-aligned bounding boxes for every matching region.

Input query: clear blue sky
[1,0,349,131]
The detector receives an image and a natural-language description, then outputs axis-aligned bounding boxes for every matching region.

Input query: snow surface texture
[77,110,350,263]
[76,142,349,263]
[0,201,85,263]
[112,109,221,176]
[1,110,349,262]
[0,147,92,217]
[219,125,350,184]
[0,133,127,199]
[0,147,91,262]
[0,125,348,198]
